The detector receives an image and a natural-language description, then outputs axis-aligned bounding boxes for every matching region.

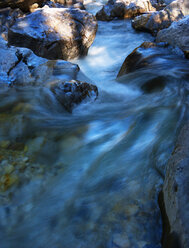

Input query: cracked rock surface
[0,37,79,85]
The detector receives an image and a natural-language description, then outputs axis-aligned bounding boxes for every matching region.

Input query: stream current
[0,1,189,248]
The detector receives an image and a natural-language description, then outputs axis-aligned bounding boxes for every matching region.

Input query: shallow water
[0,2,189,248]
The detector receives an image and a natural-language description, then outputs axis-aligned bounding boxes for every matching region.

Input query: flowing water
[0,2,189,248]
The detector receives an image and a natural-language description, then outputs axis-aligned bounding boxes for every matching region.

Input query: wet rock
[0,0,45,12]
[50,79,98,112]
[132,0,189,35]
[113,233,130,248]
[117,42,157,77]
[96,0,155,21]
[0,7,24,39]
[8,8,97,60]
[0,37,79,85]
[162,122,189,248]
[141,76,166,93]
[156,15,189,57]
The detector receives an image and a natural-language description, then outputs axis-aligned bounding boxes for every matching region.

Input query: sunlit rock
[156,15,189,58]
[8,8,98,60]
[0,0,45,12]
[41,0,85,10]
[96,0,155,21]
[0,37,79,85]
[50,79,98,112]
[132,0,189,35]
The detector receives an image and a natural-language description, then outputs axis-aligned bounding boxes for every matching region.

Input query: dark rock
[163,122,189,248]
[8,8,97,60]
[96,0,155,21]
[0,37,79,85]
[0,7,24,40]
[0,0,45,12]
[117,42,157,77]
[141,76,166,93]
[156,15,189,57]
[132,0,189,35]
[50,79,98,112]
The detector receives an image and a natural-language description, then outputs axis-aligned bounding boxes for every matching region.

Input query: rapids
[0,1,189,248]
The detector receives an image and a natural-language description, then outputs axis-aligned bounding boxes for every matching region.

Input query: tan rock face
[156,15,189,57]
[0,0,45,12]
[8,8,98,60]
[96,0,155,21]
[132,0,189,35]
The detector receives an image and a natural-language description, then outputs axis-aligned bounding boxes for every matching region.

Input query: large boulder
[0,0,44,12]
[0,37,79,85]
[50,79,98,112]
[132,0,189,35]
[96,0,155,21]
[162,122,189,248]
[156,15,189,57]
[8,7,97,60]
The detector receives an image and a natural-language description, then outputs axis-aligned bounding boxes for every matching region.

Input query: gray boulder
[162,122,189,248]
[156,15,189,57]
[132,0,189,35]
[96,0,155,21]
[0,0,44,12]
[0,37,79,85]
[8,7,97,60]
[50,79,98,112]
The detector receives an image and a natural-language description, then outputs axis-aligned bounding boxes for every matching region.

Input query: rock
[42,0,85,10]
[140,76,166,93]
[8,8,97,60]
[0,37,79,85]
[162,122,189,248]
[117,42,157,77]
[0,7,24,37]
[50,79,98,112]
[117,42,170,93]
[96,0,155,21]
[132,0,189,35]
[113,233,130,248]
[156,15,189,57]
[0,0,45,12]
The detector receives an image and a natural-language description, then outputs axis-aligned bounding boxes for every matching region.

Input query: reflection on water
[0,11,189,248]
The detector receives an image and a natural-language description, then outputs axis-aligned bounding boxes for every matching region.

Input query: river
[0,1,189,248]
